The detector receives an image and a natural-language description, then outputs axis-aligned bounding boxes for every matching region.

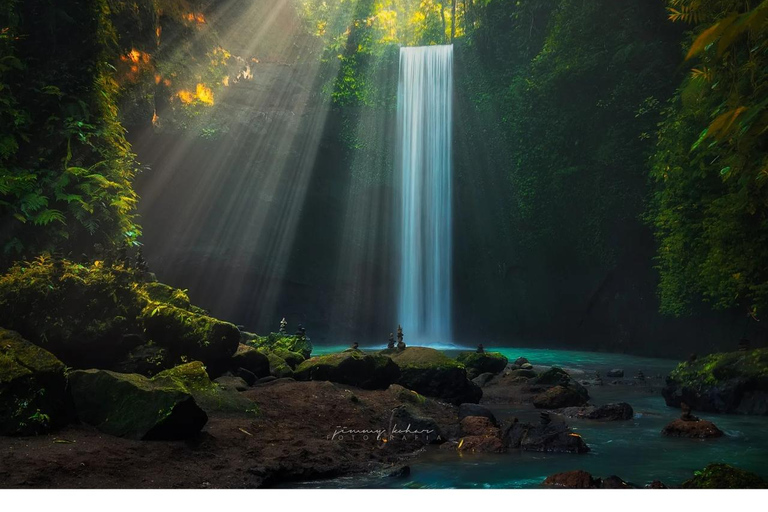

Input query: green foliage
[682,463,768,489]
[667,348,768,387]
[648,0,768,318]
[0,0,141,265]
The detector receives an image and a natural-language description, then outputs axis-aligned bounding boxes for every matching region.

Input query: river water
[299,345,768,488]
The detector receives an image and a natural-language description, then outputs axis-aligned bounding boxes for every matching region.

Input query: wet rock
[646,480,668,489]
[388,384,427,405]
[557,402,633,421]
[543,470,634,488]
[388,347,482,405]
[503,418,590,454]
[662,349,768,415]
[543,470,599,488]
[387,466,411,478]
[520,363,533,370]
[458,403,497,425]
[256,376,277,385]
[460,416,499,437]
[661,418,724,438]
[112,343,170,376]
[607,369,624,378]
[231,344,270,378]
[456,351,508,379]
[533,385,589,409]
[0,329,69,435]
[682,463,768,489]
[513,357,529,367]
[294,351,400,390]
[472,372,496,387]
[457,435,505,453]
[69,369,208,439]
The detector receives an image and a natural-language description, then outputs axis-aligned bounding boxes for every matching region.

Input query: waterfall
[397,45,453,345]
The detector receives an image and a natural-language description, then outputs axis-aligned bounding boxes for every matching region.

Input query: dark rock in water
[294,351,400,390]
[558,402,634,421]
[231,344,270,378]
[388,466,411,478]
[520,363,533,370]
[607,369,624,378]
[389,405,442,444]
[533,385,589,409]
[457,435,505,453]
[459,403,497,425]
[646,480,668,489]
[504,418,590,454]
[0,329,69,435]
[682,463,768,489]
[460,416,499,437]
[543,470,634,489]
[214,375,249,392]
[543,470,599,488]
[456,351,508,379]
[661,418,724,438]
[388,347,482,405]
[235,367,257,386]
[69,369,208,440]
[534,367,572,386]
[513,357,529,367]
[662,349,768,415]
[472,372,496,387]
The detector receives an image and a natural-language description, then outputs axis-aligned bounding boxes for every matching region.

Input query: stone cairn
[476,343,485,354]
[279,317,288,334]
[387,333,395,350]
[396,325,406,350]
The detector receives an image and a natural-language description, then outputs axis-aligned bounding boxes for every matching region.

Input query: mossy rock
[68,368,208,440]
[663,349,768,414]
[0,259,146,368]
[456,351,508,379]
[112,343,172,376]
[246,331,312,359]
[271,348,305,369]
[534,366,589,401]
[0,329,69,435]
[141,304,240,368]
[154,361,258,416]
[294,350,400,390]
[532,385,589,409]
[0,258,241,371]
[682,464,768,489]
[231,343,270,378]
[387,347,482,405]
[257,348,295,378]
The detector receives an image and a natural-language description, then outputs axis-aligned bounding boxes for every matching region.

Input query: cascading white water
[397,45,453,345]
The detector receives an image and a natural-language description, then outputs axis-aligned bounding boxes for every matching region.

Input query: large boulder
[231,344,270,378]
[69,369,208,439]
[557,402,634,421]
[533,385,589,409]
[503,418,590,454]
[153,361,258,415]
[456,351,508,379]
[258,349,295,378]
[0,329,69,435]
[682,464,768,489]
[389,405,443,444]
[662,349,768,414]
[661,418,724,438]
[388,347,482,405]
[294,351,400,390]
[244,331,312,359]
[0,259,241,372]
[458,403,497,425]
[142,305,240,370]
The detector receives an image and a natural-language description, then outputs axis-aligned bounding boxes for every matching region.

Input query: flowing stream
[302,345,768,488]
[397,45,453,345]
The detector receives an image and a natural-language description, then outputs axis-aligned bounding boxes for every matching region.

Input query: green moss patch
[682,464,768,489]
